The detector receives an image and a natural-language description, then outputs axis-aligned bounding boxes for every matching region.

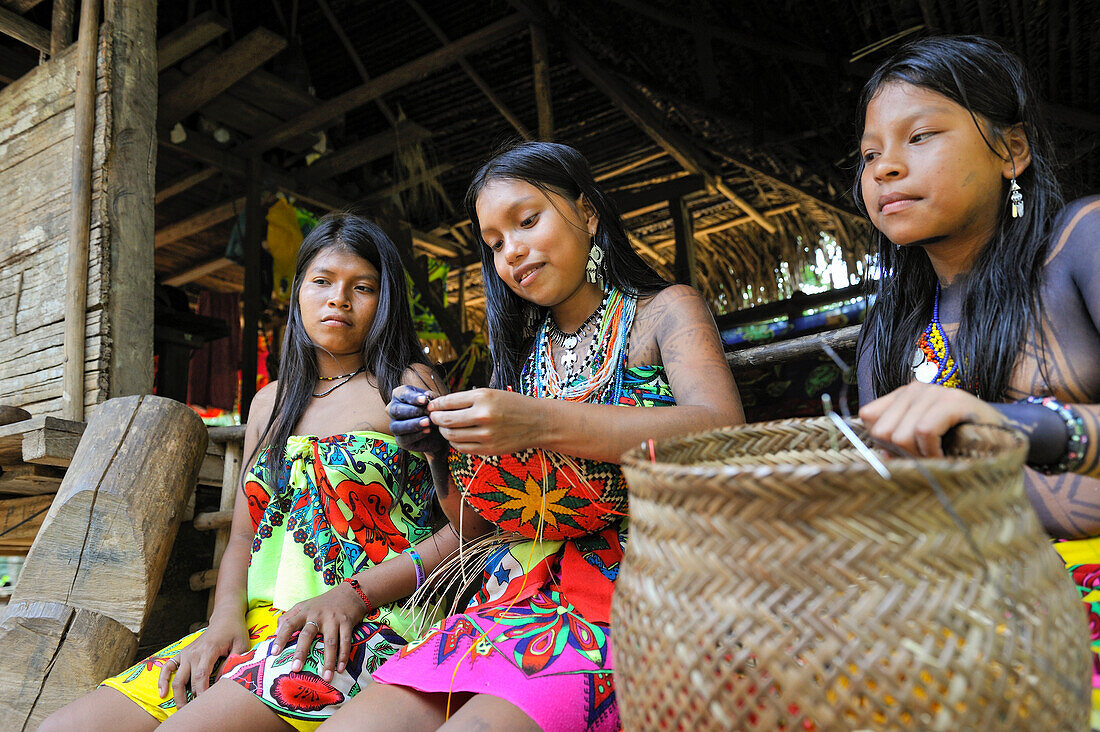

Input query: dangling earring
[586,238,605,287]
[1009,179,1024,219]
[524,304,540,330]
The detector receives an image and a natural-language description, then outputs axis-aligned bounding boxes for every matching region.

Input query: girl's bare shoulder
[1046,196,1100,267]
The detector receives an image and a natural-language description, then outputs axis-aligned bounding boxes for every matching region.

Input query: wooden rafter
[305,121,431,182]
[650,203,800,249]
[155,167,220,204]
[594,151,666,181]
[407,0,532,140]
[162,257,236,287]
[2,0,47,12]
[156,10,229,71]
[0,5,49,53]
[158,27,287,128]
[238,14,526,156]
[154,196,247,250]
[50,0,74,55]
[366,164,453,200]
[509,0,776,234]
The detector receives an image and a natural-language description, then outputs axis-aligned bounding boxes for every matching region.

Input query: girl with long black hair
[322,141,744,731]
[852,35,1100,725]
[44,213,462,731]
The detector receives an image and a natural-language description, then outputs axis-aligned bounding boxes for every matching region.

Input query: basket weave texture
[614,417,1090,731]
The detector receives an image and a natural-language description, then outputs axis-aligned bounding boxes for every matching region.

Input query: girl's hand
[859,381,1006,457]
[269,582,369,683]
[388,385,447,455]
[158,612,249,709]
[427,388,540,455]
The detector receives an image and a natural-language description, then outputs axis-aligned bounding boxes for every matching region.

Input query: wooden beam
[610,174,705,216]
[670,196,697,287]
[154,196,246,249]
[239,14,526,155]
[162,257,236,287]
[412,229,465,258]
[366,163,453,200]
[158,27,287,128]
[651,202,800,248]
[530,23,554,140]
[155,167,220,204]
[305,121,431,182]
[240,159,262,422]
[156,9,229,71]
[49,0,74,55]
[0,6,49,53]
[2,0,48,12]
[406,0,532,140]
[510,0,777,234]
[594,151,666,181]
[726,325,860,371]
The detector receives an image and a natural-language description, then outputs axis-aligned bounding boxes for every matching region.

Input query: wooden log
[193,508,233,531]
[670,196,697,287]
[208,424,247,443]
[0,6,50,53]
[0,406,30,426]
[162,256,235,287]
[61,0,98,422]
[189,568,218,591]
[0,601,137,729]
[157,27,286,128]
[156,9,229,71]
[10,395,207,633]
[304,121,431,182]
[155,166,219,204]
[240,158,262,422]
[22,415,84,466]
[725,324,860,372]
[207,438,241,613]
[0,494,52,554]
[154,195,247,249]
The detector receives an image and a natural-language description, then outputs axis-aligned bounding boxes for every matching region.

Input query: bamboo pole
[530,23,554,140]
[62,0,99,422]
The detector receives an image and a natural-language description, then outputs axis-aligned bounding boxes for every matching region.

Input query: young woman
[42,213,460,731]
[852,36,1100,725]
[319,142,744,731]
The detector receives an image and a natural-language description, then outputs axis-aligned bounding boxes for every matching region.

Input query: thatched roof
[5,0,1096,330]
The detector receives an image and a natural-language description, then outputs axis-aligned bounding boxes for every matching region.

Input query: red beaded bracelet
[342,577,374,615]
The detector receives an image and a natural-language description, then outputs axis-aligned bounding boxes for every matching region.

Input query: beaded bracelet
[342,577,374,616]
[404,547,427,589]
[1019,395,1088,474]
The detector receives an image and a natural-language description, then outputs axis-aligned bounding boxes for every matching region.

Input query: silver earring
[525,304,540,330]
[1009,179,1023,219]
[586,241,605,287]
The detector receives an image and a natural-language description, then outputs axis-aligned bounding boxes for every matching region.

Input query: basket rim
[620,417,1028,482]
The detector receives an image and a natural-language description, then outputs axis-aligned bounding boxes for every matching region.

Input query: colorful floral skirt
[101,602,407,731]
[373,589,618,732]
[1054,536,1100,731]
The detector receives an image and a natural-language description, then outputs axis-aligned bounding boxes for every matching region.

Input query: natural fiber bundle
[614,418,1090,730]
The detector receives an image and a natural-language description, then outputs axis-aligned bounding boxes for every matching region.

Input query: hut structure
[0,0,1097,725]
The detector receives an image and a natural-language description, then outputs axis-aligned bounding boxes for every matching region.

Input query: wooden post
[50,0,75,55]
[0,395,207,727]
[530,23,554,140]
[61,0,99,422]
[105,0,157,400]
[240,158,262,421]
[670,196,697,287]
[207,437,242,616]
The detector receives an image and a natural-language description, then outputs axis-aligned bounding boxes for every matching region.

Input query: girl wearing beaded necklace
[853,36,1100,724]
[321,143,743,731]
[44,214,463,732]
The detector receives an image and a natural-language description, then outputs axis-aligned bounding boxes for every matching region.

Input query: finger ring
[304,620,320,631]
[167,658,180,669]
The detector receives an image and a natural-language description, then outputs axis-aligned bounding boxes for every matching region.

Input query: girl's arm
[428,285,745,463]
[158,383,276,706]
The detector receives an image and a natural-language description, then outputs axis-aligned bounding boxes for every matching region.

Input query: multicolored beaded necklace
[521,287,637,404]
[911,284,962,388]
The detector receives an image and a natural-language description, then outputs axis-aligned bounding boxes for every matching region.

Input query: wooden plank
[650,203,801,249]
[0,6,49,53]
[239,14,526,155]
[240,157,262,422]
[208,424,246,443]
[22,416,85,466]
[530,23,554,140]
[154,195,246,249]
[412,229,464,258]
[230,68,319,119]
[194,509,233,531]
[0,494,52,555]
[158,26,286,128]
[611,174,705,217]
[156,9,229,71]
[155,166,219,204]
[0,464,66,495]
[162,256,235,287]
[725,324,861,371]
[305,121,431,182]
[594,151,666,181]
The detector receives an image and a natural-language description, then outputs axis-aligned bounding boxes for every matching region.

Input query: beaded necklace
[521,287,637,404]
[546,289,610,382]
[911,284,961,388]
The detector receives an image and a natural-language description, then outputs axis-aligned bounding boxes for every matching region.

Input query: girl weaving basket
[320,142,744,731]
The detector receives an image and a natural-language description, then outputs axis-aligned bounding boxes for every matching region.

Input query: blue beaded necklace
[911,284,962,388]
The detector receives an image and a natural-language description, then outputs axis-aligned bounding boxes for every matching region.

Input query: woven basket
[614,417,1090,730]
